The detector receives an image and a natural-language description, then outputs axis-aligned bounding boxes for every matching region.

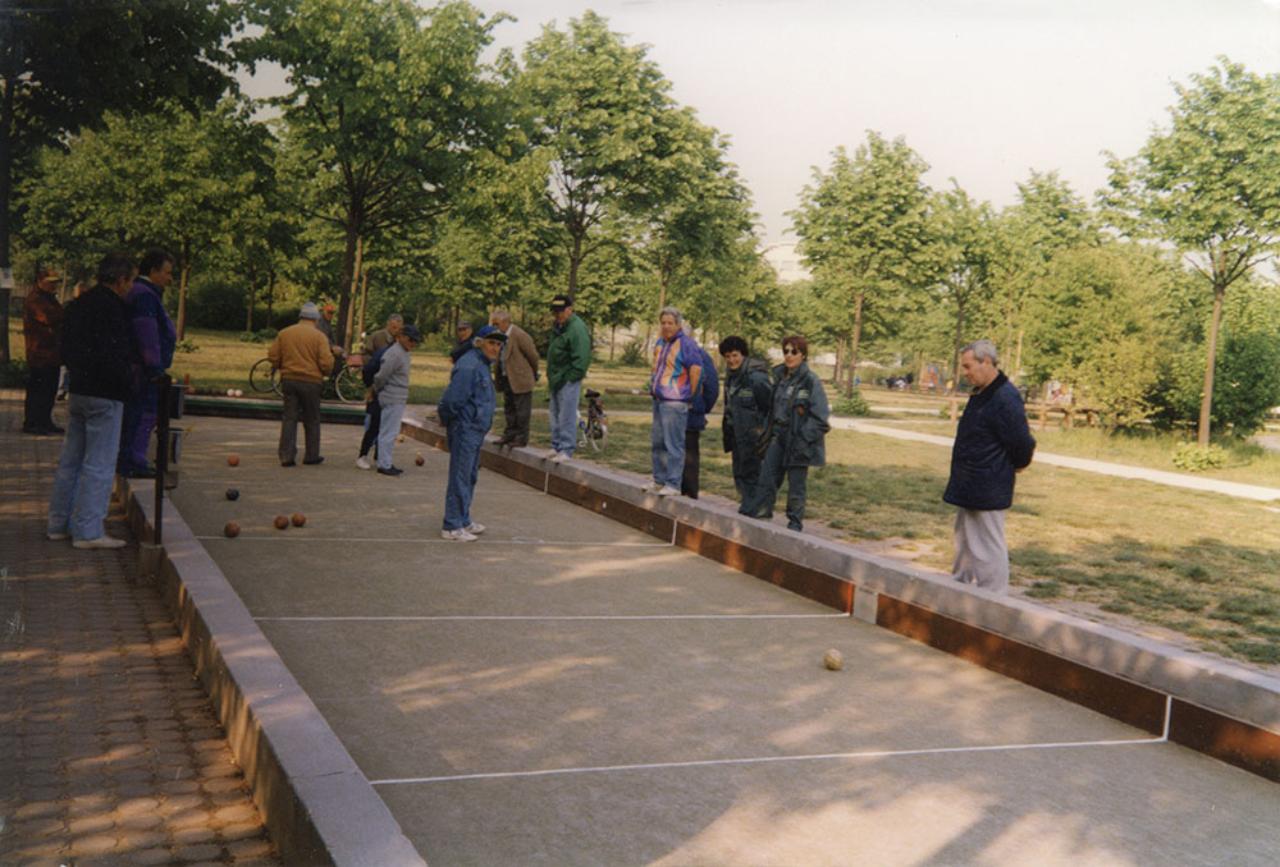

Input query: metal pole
[154,374,171,544]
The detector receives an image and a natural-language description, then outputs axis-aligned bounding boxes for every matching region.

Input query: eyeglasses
[782,347,802,356]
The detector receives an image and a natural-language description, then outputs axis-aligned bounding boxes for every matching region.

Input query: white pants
[952,508,1009,592]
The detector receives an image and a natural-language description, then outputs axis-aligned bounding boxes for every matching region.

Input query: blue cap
[475,324,507,342]
[401,324,422,342]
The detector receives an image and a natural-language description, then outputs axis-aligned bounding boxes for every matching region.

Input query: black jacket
[722,358,772,453]
[943,371,1036,510]
[765,362,830,468]
[62,284,138,403]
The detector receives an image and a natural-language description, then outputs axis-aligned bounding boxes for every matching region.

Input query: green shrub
[174,338,199,354]
[1171,442,1227,472]
[831,390,870,417]
[1,360,28,388]
[619,339,646,367]
[1151,331,1280,436]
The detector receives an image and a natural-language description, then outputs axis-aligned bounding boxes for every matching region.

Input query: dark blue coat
[943,372,1036,511]
[687,346,720,432]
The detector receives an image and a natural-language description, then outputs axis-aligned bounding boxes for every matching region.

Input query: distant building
[762,243,811,284]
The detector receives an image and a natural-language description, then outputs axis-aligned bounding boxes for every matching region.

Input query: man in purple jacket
[117,249,177,478]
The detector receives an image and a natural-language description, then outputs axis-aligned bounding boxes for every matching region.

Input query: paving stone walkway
[0,398,279,866]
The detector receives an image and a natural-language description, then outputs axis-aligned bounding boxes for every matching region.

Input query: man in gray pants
[943,340,1036,591]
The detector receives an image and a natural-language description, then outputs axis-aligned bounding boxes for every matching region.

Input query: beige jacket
[499,324,540,394]
[268,321,335,383]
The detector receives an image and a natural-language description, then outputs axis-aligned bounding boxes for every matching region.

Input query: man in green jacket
[545,294,591,462]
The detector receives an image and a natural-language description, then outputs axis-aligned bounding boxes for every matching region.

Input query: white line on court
[255,613,851,622]
[194,535,670,546]
[368,734,1170,786]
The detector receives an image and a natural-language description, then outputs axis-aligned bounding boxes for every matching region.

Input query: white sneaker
[73,536,127,549]
[355,456,372,470]
[642,481,663,493]
[545,448,560,460]
[465,523,486,535]
[441,528,478,542]
[657,485,681,497]
[550,452,570,463]
[46,531,70,541]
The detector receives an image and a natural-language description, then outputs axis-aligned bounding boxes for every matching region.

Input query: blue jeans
[376,401,406,469]
[549,380,581,455]
[443,422,485,530]
[47,394,125,541]
[650,400,689,488]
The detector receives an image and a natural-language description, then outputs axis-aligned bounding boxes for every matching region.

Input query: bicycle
[248,353,366,404]
[577,388,608,451]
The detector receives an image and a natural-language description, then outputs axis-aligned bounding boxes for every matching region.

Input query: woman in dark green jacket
[719,335,773,499]
[738,335,830,532]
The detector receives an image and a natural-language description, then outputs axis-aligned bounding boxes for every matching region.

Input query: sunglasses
[782,347,803,356]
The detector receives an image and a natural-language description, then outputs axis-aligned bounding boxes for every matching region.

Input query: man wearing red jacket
[22,265,65,435]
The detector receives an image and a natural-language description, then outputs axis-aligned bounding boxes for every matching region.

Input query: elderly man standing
[118,249,177,478]
[268,302,335,467]
[545,294,591,462]
[490,308,540,448]
[437,325,506,541]
[944,339,1036,592]
[356,313,403,469]
[646,307,702,496]
[46,254,138,549]
[22,264,65,435]
[370,324,421,476]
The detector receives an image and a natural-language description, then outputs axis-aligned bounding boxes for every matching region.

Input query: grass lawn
[562,414,1280,668]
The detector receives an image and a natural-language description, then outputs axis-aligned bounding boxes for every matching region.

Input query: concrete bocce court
[122,408,1280,865]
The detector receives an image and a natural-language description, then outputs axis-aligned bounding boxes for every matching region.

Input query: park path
[0,397,280,866]
[831,418,1280,503]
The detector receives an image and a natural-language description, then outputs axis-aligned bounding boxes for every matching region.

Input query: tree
[22,100,272,338]
[0,0,239,361]
[516,11,696,296]
[790,132,932,394]
[1102,59,1280,444]
[244,0,503,350]
[922,183,995,386]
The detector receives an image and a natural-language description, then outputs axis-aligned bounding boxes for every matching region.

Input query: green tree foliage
[516,11,699,296]
[921,184,996,384]
[1,0,240,360]
[790,132,932,394]
[22,100,272,338]
[1103,59,1280,444]
[244,0,503,349]
[1024,244,1182,427]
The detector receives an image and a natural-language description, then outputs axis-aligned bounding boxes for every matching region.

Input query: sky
[244,0,1280,248]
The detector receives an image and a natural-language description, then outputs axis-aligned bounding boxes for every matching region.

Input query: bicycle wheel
[249,358,281,395]
[334,365,365,403]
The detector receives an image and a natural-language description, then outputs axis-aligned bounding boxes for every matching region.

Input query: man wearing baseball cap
[437,324,505,540]
[545,294,591,462]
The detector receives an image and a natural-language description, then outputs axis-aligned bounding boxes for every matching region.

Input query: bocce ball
[273,515,290,530]
[291,512,306,527]
[225,488,240,501]
[224,521,240,538]
[227,454,240,467]
[823,649,844,671]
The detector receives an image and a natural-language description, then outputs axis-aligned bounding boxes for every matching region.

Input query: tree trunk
[951,298,966,394]
[1013,328,1025,382]
[833,337,843,385]
[847,291,865,395]
[336,224,360,351]
[356,266,370,347]
[1197,283,1227,446]
[245,265,256,333]
[610,324,617,361]
[343,235,364,351]
[176,241,191,340]
[567,232,583,295]
[266,269,275,325]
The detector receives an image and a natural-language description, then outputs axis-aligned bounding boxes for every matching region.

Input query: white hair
[658,306,683,326]
[961,339,999,365]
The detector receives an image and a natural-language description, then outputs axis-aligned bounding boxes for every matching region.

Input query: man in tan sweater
[268,302,335,466]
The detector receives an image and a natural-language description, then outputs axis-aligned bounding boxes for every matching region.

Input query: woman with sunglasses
[738,335,830,532]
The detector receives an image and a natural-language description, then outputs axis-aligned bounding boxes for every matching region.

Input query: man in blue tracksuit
[437,325,505,541]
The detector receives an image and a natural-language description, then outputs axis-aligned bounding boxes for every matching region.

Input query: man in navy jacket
[437,325,504,541]
[943,340,1036,591]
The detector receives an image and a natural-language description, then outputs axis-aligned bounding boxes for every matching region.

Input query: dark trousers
[279,379,322,464]
[360,394,381,457]
[500,385,532,446]
[680,428,702,499]
[740,436,809,531]
[118,383,158,473]
[24,364,59,430]
[730,442,763,501]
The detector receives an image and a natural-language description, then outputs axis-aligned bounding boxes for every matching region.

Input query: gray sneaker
[73,536,127,549]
